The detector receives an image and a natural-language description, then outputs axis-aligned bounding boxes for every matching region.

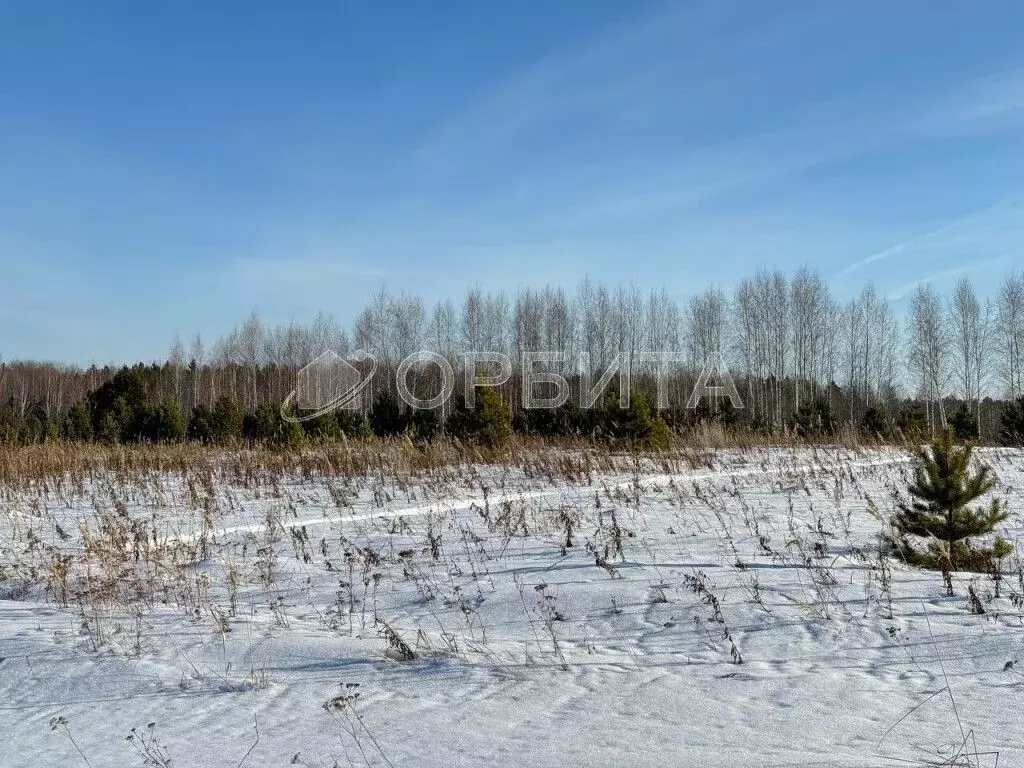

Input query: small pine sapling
[888,428,1012,574]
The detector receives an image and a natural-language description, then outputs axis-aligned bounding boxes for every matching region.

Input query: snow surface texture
[2,446,1023,767]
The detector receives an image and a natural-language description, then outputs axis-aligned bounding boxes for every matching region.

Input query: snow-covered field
[2,446,1023,767]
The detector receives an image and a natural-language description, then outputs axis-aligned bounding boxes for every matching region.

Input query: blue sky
[2,1,1023,364]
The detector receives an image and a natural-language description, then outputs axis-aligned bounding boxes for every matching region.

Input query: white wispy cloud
[391,6,1024,258]
[184,9,1024,316]
[405,2,819,194]
[886,266,969,302]
[911,67,1024,138]
[837,201,1015,278]
[885,254,1015,301]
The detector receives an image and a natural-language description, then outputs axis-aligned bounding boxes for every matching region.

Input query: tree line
[1,268,1024,446]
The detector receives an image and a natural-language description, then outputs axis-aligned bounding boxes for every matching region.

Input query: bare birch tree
[907,283,949,433]
[997,271,1024,399]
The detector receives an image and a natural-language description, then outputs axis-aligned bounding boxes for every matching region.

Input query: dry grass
[0,428,871,488]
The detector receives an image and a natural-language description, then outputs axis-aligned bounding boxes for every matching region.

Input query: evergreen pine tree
[410,408,440,440]
[0,398,21,444]
[369,390,408,436]
[445,386,511,446]
[142,399,186,443]
[476,386,512,447]
[210,394,244,444]
[600,389,672,448]
[87,366,148,442]
[62,401,93,442]
[859,406,889,441]
[999,396,1024,447]
[895,403,928,442]
[188,405,216,443]
[245,402,306,447]
[889,427,1011,572]
[336,409,372,438]
[791,399,836,439]
[300,410,340,441]
[949,404,978,441]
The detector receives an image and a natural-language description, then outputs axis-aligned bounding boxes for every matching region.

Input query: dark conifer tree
[889,428,1011,573]
[999,397,1024,446]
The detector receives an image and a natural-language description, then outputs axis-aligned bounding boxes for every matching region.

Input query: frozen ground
[1,446,1023,767]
